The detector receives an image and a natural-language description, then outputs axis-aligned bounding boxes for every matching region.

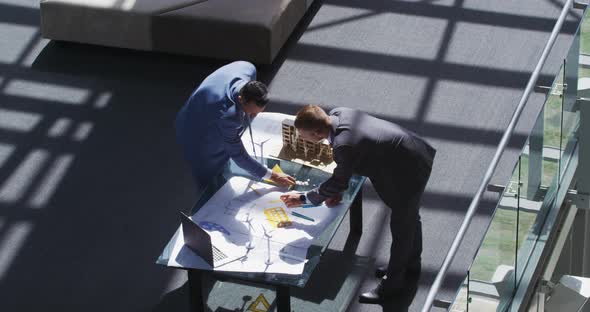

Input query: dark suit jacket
[307,107,436,205]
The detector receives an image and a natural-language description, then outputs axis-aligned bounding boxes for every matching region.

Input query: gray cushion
[40,0,311,63]
[40,0,207,50]
[153,0,307,63]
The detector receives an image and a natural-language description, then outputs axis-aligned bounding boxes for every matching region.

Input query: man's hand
[270,172,296,187]
[325,194,343,207]
[280,192,303,208]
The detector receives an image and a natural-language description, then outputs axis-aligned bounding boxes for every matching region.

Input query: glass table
[157,157,366,312]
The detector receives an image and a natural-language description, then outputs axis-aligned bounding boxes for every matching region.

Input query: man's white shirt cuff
[262,168,273,180]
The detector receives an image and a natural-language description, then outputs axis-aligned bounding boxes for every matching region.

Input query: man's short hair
[240,81,269,107]
[294,105,330,130]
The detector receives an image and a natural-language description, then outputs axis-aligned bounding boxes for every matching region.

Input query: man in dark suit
[280,105,436,304]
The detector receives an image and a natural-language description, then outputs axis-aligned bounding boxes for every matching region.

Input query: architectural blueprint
[169,177,343,275]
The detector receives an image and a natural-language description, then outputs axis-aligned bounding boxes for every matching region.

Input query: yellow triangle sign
[247,293,270,312]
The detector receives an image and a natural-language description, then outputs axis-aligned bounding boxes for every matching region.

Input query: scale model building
[281,119,333,162]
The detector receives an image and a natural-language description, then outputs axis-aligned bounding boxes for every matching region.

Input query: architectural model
[281,119,333,163]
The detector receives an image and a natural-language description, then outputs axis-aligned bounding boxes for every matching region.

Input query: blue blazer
[175,61,268,185]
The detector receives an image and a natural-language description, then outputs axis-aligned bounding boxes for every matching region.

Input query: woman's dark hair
[240,81,269,107]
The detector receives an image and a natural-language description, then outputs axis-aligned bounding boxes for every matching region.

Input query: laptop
[180,212,232,267]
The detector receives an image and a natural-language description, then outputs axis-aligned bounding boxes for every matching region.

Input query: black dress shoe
[359,282,408,304]
[374,264,421,279]
[359,284,387,304]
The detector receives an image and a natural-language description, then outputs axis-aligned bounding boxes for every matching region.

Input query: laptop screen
[180,212,214,266]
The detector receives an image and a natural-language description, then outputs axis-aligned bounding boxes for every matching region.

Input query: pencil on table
[249,184,262,195]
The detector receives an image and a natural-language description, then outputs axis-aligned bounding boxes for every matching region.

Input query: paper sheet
[242,112,290,160]
[168,176,344,275]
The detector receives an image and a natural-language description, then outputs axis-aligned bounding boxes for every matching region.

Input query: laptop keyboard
[212,245,228,262]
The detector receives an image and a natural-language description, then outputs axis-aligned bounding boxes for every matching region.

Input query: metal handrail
[421,0,576,310]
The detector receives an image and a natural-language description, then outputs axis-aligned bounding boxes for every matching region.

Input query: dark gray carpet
[0,0,579,311]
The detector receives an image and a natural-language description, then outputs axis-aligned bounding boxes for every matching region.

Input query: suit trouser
[370,158,432,292]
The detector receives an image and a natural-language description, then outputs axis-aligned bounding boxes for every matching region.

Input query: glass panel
[514,162,551,312]
[514,12,585,303]
[454,8,587,310]
[561,24,581,180]
[510,132,579,309]
[516,104,552,287]
[450,276,468,312]
[514,63,564,303]
[468,159,520,311]
[580,8,590,55]
[543,64,564,153]
[522,109,543,201]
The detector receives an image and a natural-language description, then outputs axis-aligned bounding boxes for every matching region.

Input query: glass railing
[449,5,586,312]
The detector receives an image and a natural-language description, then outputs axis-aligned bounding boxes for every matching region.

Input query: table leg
[276,285,291,312]
[187,270,205,312]
[350,188,363,236]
